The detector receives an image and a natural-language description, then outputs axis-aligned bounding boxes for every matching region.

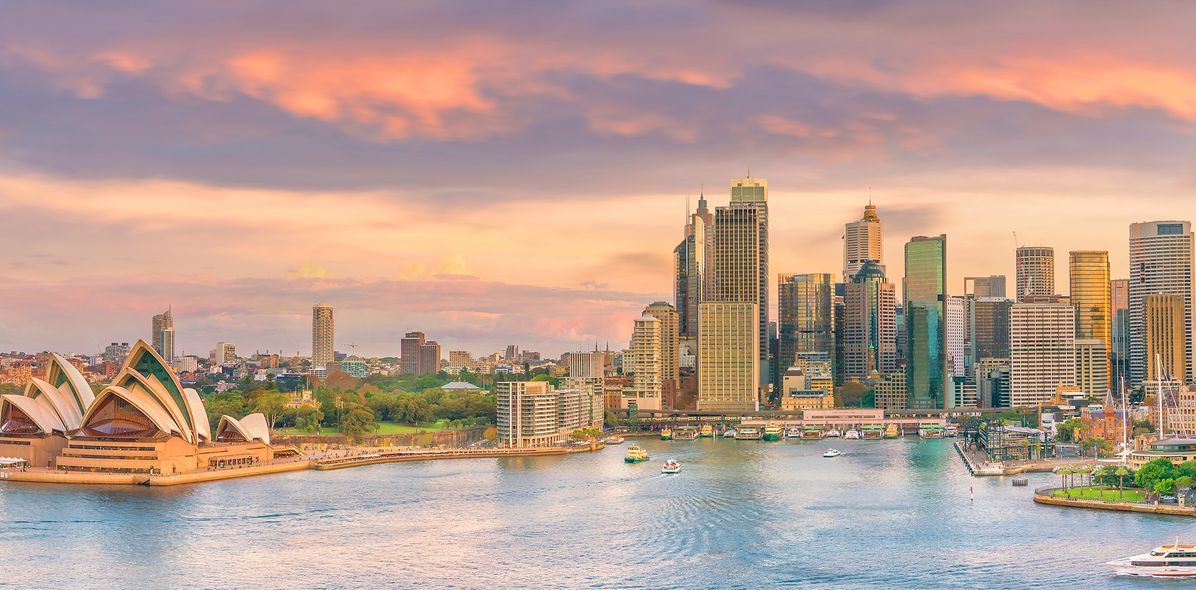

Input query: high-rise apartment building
[777,273,835,378]
[697,302,759,412]
[311,303,334,370]
[400,332,441,376]
[151,307,174,361]
[721,177,769,390]
[945,295,966,378]
[1069,250,1111,392]
[643,302,680,408]
[904,235,947,409]
[1016,246,1055,301]
[623,315,662,411]
[1145,293,1188,382]
[213,342,236,365]
[1075,339,1109,396]
[1010,300,1075,407]
[496,381,603,448]
[1111,278,1130,388]
[1129,221,1194,385]
[844,202,883,282]
[567,349,606,379]
[842,262,896,380]
[674,194,715,339]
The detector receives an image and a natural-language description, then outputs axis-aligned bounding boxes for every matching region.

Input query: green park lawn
[278,420,451,436]
[1052,486,1147,503]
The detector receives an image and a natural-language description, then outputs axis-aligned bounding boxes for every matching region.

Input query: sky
[1,1,1195,358]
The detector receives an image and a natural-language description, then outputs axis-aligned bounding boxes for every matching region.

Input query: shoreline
[1032,487,1196,517]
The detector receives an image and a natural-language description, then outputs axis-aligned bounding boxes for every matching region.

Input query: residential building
[102,342,130,364]
[1146,293,1188,382]
[904,235,947,409]
[1070,250,1111,392]
[1016,246,1055,301]
[643,301,680,408]
[1010,299,1075,407]
[1129,221,1194,385]
[566,349,606,379]
[496,381,603,449]
[213,342,236,366]
[151,307,174,361]
[697,302,759,412]
[311,303,334,369]
[844,202,883,282]
[623,315,662,411]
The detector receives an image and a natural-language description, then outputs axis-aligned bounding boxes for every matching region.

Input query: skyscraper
[1129,221,1194,385]
[400,332,442,376]
[623,314,662,411]
[904,235,947,409]
[151,307,174,361]
[312,303,334,369]
[1111,278,1130,387]
[1145,293,1187,383]
[972,298,1013,361]
[1010,299,1075,406]
[697,302,759,412]
[844,202,883,282]
[1075,339,1109,396]
[966,275,1007,299]
[727,177,765,392]
[842,262,896,380]
[1069,250,1111,392]
[1016,246,1055,301]
[945,295,966,378]
[777,273,835,378]
[643,301,680,408]
[674,193,714,339]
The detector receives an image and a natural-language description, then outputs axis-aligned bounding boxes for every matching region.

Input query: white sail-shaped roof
[0,394,66,434]
[82,386,182,437]
[46,352,94,415]
[25,377,84,431]
[183,388,210,442]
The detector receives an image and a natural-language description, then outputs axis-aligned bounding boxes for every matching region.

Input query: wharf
[1033,487,1196,517]
[954,440,1096,477]
[313,444,601,470]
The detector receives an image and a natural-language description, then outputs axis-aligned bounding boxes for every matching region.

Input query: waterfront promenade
[953,440,1092,476]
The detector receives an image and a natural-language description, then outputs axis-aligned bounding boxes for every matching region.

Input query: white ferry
[844,430,861,440]
[785,427,803,439]
[1108,541,1196,577]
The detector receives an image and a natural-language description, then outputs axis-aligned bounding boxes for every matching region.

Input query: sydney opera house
[0,340,275,475]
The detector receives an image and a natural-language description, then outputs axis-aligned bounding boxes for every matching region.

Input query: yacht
[661,459,681,474]
[785,426,804,439]
[722,428,737,438]
[602,436,625,445]
[763,425,784,441]
[660,427,673,441]
[699,424,715,438]
[1108,540,1196,577]
[825,429,842,438]
[735,427,763,440]
[624,445,650,463]
[822,449,842,458]
[844,429,861,440]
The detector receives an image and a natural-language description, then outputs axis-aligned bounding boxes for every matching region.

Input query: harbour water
[0,438,1187,589]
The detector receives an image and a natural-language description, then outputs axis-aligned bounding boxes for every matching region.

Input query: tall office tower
[567,349,606,379]
[623,315,662,411]
[674,194,715,339]
[1009,300,1075,407]
[400,332,425,375]
[842,262,897,380]
[151,307,174,361]
[1111,278,1130,387]
[894,304,906,366]
[1016,246,1055,301]
[1075,339,1109,395]
[1129,221,1194,385]
[1069,251,1111,389]
[643,301,680,408]
[973,298,1013,361]
[419,340,441,376]
[504,345,519,361]
[904,235,947,409]
[696,302,759,412]
[844,202,883,282]
[945,296,966,378]
[312,303,334,369]
[967,275,1007,299]
[1145,293,1188,382]
[777,273,835,376]
[721,177,769,390]
[833,295,847,385]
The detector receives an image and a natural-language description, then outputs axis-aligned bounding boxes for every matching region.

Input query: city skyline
[3,2,1196,357]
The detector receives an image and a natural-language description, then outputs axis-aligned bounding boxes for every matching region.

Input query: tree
[252,392,290,432]
[1058,466,1072,491]
[294,405,325,434]
[1135,458,1179,491]
[1177,476,1194,491]
[1178,461,1196,479]
[1115,467,1130,499]
[339,404,378,443]
[1154,478,1177,496]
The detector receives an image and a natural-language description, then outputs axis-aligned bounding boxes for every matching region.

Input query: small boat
[602,436,625,445]
[883,424,900,439]
[675,426,699,440]
[722,428,737,438]
[624,445,650,463]
[660,427,673,441]
[762,425,784,441]
[1011,477,1028,487]
[699,424,714,438]
[785,427,803,439]
[825,429,842,438]
[844,429,861,440]
[735,427,763,440]
[661,459,681,474]
[945,425,959,438]
[822,449,842,458]
[1108,539,1196,577]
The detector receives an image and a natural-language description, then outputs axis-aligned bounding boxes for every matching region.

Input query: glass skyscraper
[904,235,947,409]
[777,273,835,381]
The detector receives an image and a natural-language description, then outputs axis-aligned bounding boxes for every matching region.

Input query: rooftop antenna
[869,186,872,206]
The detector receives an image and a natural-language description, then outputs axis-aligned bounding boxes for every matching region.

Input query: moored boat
[661,459,681,474]
[918,423,945,439]
[624,444,650,463]
[762,425,784,441]
[785,426,803,439]
[699,424,715,438]
[861,424,884,439]
[734,427,763,440]
[722,428,737,438]
[602,435,626,445]
[883,424,900,439]
[802,426,824,439]
[945,425,959,438]
[675,426,699,440]
[660,427,673,441]
[825,429,842,438]
[844,429,861,440]
[1108,540,1196,577]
